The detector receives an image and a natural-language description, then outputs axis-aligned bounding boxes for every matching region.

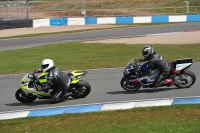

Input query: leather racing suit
[36,66,71,103]
[141,52,171,87]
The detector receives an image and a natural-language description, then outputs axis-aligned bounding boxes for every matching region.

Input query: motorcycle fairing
[21,83,52,97]
[125,65,134,74]
[176,63,192,70]
[20,74,52,97]
[38,72,49,84]
[70,70,87,84]
[141,62,148,72]
[175,58,193,70]
[138,70,158,85]
[148,69,160,77]
[133,64,160,85]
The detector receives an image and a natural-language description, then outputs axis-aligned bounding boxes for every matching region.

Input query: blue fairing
[124,68,135,77]
[141,62,148,72]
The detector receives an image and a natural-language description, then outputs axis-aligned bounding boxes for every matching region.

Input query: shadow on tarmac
[5,97,75,107]
[107,86,189,94]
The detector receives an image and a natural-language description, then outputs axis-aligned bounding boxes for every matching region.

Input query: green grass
[0,43,199,75]
[0,104,200,133]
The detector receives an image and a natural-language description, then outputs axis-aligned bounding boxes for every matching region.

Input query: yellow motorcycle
[15,70,91,103]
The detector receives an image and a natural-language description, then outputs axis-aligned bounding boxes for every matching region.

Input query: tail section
[69,70,87,84]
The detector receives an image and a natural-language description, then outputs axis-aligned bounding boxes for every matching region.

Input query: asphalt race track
[0,22,200,51]
[0,22,200,112]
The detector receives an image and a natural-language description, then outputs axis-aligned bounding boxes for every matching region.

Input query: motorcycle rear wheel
[71,80,91,99]
[174,69,196,88]
[15,89,37,103]
[120,77,141,91]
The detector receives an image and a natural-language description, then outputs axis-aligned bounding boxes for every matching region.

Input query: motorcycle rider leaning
[139,45,173,87]
[35,59,71,103]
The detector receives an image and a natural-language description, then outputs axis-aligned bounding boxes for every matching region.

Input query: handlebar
[132,59,142,64]
[28,72,38,82]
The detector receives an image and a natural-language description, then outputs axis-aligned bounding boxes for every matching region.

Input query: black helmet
[142,45,154,57]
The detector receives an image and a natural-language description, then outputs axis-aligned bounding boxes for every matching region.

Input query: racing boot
[62,88,69,100]
[51,90,64,104]
[164,78,173,86]
[158,78,173,87]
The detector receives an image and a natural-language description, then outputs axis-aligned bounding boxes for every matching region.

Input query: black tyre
[71,80,91,99]
[120,77,141,91]
[174,69,196,88]
[15,89,37,103]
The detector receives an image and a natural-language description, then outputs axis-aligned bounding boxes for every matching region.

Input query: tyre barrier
[0,19,33,30]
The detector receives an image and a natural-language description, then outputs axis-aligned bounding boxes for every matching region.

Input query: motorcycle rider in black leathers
[35,59,71,103]
[139,45,173,87]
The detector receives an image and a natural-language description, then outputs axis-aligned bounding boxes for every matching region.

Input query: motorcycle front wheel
[120,77,141,91]
[15,89,37,103]
[70,80,91,99]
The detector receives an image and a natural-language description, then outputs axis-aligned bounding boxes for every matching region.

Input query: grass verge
[0,42,199,75]
[0,104,200,133]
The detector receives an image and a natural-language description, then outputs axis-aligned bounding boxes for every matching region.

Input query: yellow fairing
[70,70,86,84]
[21,84,27,90]
[38,72,48,84]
